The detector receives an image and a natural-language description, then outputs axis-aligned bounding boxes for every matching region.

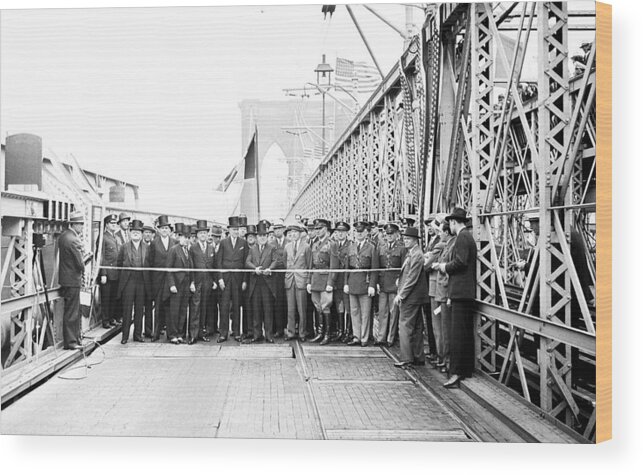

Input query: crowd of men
[58,207,477,388]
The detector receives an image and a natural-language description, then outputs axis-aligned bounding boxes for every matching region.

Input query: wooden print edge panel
[596,0,612,444]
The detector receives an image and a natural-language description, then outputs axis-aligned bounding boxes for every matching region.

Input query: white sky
[1,3,413,219]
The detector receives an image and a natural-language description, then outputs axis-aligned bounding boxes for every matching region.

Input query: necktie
[183,246,188,258]
[294,241,298,256]
[357,242,362,253]
[260,245,264,254]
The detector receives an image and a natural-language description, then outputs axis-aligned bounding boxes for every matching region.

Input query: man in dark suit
[116,220,150,344]
[165,223,194,344]
[142,223,156,337]
[394,226,430,368]
[344,221,378,347]
[115,212,130,246]
[147,215,176,341]
[376,223,406,347]
[241,224,257,339]
[244,221,279,343]
[284,225,312,340]
[208,226,224,336]
[330,221,352,343]
[435,208,477,387]
[58,211,89,350]
[216,216,248,342]
[99,213,121,328]
[271,219,288,338]
[190,220,217,343]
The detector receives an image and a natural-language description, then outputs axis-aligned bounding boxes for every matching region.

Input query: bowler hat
[69,210,85,224]
[143,224,156,233]
[174,223,187,236]
[246,224,257,236]
[335,221,350,232]
[211,226,223,237]
[130,219,144,232]
[402,226,420,239]
[195,220,209,232]
[445,207,469,223]
[228,216,241,228]
[117,212,130,224]
[157,215,173,230]
[256,221,270,235]
[103,213,118,225]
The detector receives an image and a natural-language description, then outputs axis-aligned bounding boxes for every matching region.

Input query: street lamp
[314,54,334,156]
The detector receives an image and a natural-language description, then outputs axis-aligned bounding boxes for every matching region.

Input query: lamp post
[314,54,333,156]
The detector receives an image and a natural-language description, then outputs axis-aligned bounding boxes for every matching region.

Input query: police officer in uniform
[306,219,333,343]
[375,223,406,347]
[330,221,352,343]
[99,213,121,328]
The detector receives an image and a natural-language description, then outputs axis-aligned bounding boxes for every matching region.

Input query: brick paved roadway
[0,338,471,441]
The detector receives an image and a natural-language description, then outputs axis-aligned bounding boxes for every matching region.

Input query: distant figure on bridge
[216,216,248,343]
[116,220,150,344]
[58,211,89,350]
[437,208,477,389]
[394,226,429,368]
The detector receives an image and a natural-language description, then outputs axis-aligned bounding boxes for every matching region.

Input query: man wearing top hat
[99,213,121,329]
[238,214,248,239]
[330,221,352,343]
[284,224,312,341]
[434,207,477,388]
[244,221,279,343]
[207,226,224,336]
[216,216,249,342]
[271,219,288,338]
[306,219,334,343]
[393,226,430,368]
[189,220,217,343]
[147,215,177,341]
[116,219,150,344]
[165,223,194,344]
[375,223,407,347]
[58,210,90,350]
[142,223,156,337]
[344,221,379,347]
[115,212,131,246]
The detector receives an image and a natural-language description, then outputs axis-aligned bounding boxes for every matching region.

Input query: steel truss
[286,2,597,440]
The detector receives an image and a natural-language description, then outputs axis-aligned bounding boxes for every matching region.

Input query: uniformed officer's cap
[377,220,387,229]
[353,221,369,232]
[104,213,118,225]
[314,218,331,229]
[335,221,350,232]
[385,223,400,234]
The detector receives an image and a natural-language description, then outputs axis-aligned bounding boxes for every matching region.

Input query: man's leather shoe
[394,361,411,368]
[412,360,425,366]
[266,338,275,344]
[151,336,160,342]
[284,336,294,341]
[188,338,197,345]
[234,336,243,342]
[274,332,283,338]
[347,339,360,346]
[217,336,227,343]
[361,342,369,347]
[66,343,83,350]
[109,319,119,326]
[170,337,179,345]
[443,375,462,388]
[133,337,144,343]
[201,335,211,342]
[299,336,307,343]
[102,323,112,329]
[121,339,128,344]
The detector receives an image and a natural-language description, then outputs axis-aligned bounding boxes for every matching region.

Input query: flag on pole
[335,57,381,94]
[238,126,261,221]
[215,160,242,192]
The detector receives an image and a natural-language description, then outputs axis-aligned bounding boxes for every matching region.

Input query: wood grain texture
[596,1,612,444]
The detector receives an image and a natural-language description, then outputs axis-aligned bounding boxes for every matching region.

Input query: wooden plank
[325,429,471,442]
[595,0,612,444]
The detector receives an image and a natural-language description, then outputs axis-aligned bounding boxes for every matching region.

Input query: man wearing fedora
[245,221,279,343]
[284,224,311,341]
[306,219,334,343]
[147,215,177,341]
[393,226,430,368]
[116,219,150,344]
[165,223,194,344]
[375,223,406,347]
[435,207,477,388]
[216,216,248,342]
[344,221,378,347]
[189,220,217,343]
[330,221,352,343]
[58,210,89,350]
[271,219,288,338]
[99,213,121,329]
[115,212,131,246]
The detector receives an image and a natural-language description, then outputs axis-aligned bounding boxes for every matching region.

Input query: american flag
[335,57,381,94]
